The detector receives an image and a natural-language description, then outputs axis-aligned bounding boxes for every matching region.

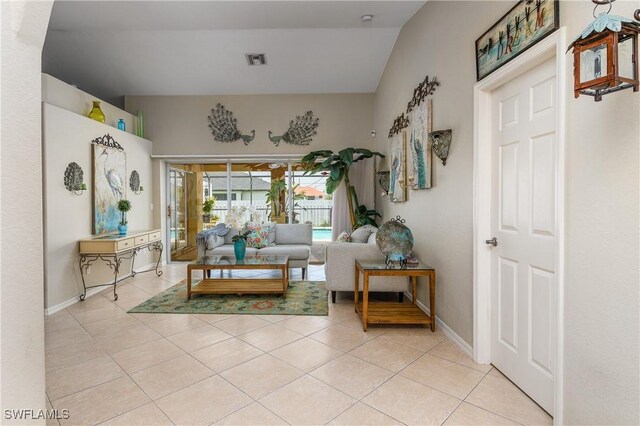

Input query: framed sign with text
[475,0,559,81]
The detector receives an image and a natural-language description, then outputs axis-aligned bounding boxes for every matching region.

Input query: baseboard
[44,261,165,317]
[403,291,474,358]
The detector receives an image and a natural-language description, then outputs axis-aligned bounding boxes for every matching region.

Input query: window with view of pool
[313,227,332,241]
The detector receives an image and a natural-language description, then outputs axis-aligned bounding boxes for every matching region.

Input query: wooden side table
[354,259,436,332]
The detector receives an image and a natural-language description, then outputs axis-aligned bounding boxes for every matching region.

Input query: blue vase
[233,239,246,260]
[118,224,128,235]
[117,119,126,131]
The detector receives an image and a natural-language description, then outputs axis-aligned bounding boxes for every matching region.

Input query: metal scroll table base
[78,241,163,301]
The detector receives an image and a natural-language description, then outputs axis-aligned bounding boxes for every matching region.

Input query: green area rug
[128,280,328,316]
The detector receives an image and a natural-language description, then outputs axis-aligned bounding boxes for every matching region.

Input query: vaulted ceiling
[43,1,425,103]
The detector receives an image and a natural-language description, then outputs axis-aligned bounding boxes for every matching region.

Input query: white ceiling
[43,1,425,103]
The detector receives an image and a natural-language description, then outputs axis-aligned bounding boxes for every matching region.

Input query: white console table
[78,229,163,301]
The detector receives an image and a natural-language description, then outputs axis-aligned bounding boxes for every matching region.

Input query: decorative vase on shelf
[117,119,126,131]
[118,224,128,235]
[88,101,105,123]
[233,239,246,260]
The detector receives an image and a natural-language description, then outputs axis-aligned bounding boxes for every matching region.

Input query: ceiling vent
[246,53,267,66]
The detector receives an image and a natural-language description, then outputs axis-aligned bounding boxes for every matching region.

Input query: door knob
[485,237,498,247]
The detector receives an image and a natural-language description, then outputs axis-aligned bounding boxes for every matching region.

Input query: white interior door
[489,57,557,414]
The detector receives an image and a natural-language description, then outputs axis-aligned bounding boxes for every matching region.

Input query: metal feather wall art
[207,103,255,145]
[269,111,319,146]
[406,75,439,113]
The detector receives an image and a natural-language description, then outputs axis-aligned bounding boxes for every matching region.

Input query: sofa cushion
[275,223,312,245]
[336,231,352,242]
[224,229,239,245]
[209,245,259,257]
[351,225,377,243]
[367,231,378,245]
[258,244,310,260]
[246,223,270,248]
[267,222,277,245]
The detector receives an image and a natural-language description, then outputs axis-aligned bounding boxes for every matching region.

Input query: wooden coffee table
[187,255,289,299]
[354,258,436,331]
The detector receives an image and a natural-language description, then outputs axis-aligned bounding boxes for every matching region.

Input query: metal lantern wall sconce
[129,170,144,195]
[429,129,453,166]
[568,0,640,101]
[377,171,390,197]
[64,162,87,196]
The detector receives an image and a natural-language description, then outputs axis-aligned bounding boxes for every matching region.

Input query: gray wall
[374,1,639,423]
[125,94,374,156]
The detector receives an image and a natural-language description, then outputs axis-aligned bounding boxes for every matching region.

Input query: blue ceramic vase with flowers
[231,230,250,261]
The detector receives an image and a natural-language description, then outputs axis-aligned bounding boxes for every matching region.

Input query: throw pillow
[350,225,377,243]
[246,223,270,248]
[336,231,352,243]
[267,222,277,245]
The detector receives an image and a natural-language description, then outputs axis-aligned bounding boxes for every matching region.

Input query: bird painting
[93,143,126,234]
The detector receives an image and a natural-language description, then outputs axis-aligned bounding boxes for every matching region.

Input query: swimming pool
[312,227,332,241]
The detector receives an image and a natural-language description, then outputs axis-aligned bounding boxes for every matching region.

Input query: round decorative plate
[376,216,414,264]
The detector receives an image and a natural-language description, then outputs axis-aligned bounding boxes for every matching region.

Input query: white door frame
[473,28,566,423]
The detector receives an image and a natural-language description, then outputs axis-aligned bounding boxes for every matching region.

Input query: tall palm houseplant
[301,148,384,229]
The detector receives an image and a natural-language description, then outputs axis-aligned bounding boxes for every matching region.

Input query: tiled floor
[45,264,552,426]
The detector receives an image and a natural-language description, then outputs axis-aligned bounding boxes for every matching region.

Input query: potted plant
[117,199,131,235]
[202,196,216,223]
[301,148,385,228]
[231,230,251,260]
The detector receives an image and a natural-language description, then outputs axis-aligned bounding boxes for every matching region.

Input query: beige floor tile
[339,317,389,336]
[256,314,291,323]
[192,338,264,373]
[350,337,424,372]
[45,325,93,351]
[98,402,173,425]
[220,354,304,399]
[131,312,187,324]
[156,375,252,425]
[328,402,403,425]
[46,339,107,372]
[167,324,232,352]
[429,340,492,373]
[115,294,155,311]
[45,315,82,333]
[54,376,150,426]
[443,402,520,425]
[66,295,114,314]
[215,402,287,425]
[193,313,237,324]
[237,324,303,352]
[376,328,446,352]
[69,304,129,325]
[46,355,125,400]
[310,354,394,399]
[46,309,72,319]
[276,315,333,335]
[327,304,360,323]
[271,337,343,372]
[488,367,509,380]
[111,338,185,374]
[400,354,485,399]
[309,323,374,351]
[130,354,214,400]
[215,315,271,336]
[362,375,460,426]
[260,375,355,425]
[83,315,143,338]
[131,277,175,294]
[465,375,552,425]
[102,284,153,301]
[93,324,162,354]
[146,314,208,337]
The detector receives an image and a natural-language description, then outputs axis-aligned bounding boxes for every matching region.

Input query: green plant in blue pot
[231,230,251,261]
[117,199,131,235]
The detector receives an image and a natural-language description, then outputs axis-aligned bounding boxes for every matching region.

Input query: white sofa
[197,223,312,279]
[324,227,408,303]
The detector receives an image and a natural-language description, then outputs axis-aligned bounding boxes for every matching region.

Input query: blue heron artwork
[408,101,432,189]
[389,132,406,202]
[93,144,126,234]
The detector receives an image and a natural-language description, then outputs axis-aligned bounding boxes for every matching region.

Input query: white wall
[124,94,374,157]
[43,103,155,310]
[0,0,53,419]
[374,1,639,422]
[374,1,512,346]
[560,2,639,424]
